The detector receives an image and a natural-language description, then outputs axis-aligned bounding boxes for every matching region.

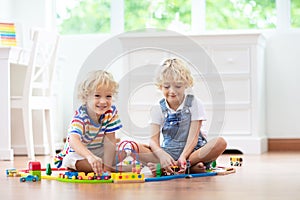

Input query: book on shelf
[0,22,17,46]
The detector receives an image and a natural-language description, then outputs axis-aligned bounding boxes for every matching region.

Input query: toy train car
[111,172,145,183]
[230,156,243,166]
[59,171,111,180]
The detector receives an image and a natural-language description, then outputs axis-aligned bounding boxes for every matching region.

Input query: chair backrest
[24,29,60,98]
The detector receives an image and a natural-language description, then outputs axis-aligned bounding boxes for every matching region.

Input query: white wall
[265,32,300,138]
[0,0,11,19]
[4,0,56,46]
[58,34,110,132]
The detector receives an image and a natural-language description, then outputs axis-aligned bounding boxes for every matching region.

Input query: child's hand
[159,152,177,173]
[177,157,187,173]
[86,155,103,174]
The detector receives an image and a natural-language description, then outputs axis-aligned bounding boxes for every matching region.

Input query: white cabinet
[194,33,267,154]
[116,32,267,154]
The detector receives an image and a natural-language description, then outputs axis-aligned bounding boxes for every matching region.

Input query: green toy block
[29,170,41,181]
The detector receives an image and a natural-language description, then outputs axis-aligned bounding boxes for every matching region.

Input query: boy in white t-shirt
[135,58,227,175]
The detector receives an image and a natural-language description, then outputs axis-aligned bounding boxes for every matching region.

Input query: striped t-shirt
[58,105,122,157]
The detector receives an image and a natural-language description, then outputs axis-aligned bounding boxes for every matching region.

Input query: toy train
[59,171,111,180]
[230,156,243,166]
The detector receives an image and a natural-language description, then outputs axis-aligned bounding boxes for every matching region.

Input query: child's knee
[216,137,227,150]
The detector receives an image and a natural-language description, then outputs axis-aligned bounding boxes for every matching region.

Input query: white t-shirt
[149,95,207,135]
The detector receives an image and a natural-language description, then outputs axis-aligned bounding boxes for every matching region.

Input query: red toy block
[28,161,41,171]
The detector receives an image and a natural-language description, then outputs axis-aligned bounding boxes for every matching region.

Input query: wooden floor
[1,152,300,200]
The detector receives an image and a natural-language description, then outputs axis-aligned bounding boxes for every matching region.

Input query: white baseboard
[0,149,14,160]
[224,136,268,154]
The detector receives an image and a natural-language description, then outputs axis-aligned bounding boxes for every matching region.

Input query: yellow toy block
[111,172,145,183]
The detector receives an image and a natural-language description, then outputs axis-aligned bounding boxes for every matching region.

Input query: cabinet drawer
[193,76,250,103]
[210,46,250,73]
[222,78,250,102]
[128,50,168,69]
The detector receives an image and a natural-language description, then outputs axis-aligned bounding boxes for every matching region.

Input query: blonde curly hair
[155,58,194,88]
[77,70,118,103]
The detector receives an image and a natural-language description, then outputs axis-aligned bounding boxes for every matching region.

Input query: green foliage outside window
[57,0,110,34]
[291,0,300,28]
[57,0,191,34]
[124,0,191,31]
[206,0,276,30]
[57,0,292,35]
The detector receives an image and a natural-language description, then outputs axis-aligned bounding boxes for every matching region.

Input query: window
[55,0,296,35]
[291,0,300,28]
[206,0,276,30]
[124,0,191,32]
[56,0,111,34]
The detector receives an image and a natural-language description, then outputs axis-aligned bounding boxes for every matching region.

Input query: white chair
[10,29,60,160]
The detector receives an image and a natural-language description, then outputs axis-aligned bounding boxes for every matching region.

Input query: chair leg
[45,109,55,157]
[22,107,35,160]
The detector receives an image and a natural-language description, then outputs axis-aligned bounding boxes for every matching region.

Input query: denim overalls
[160,94,207,160]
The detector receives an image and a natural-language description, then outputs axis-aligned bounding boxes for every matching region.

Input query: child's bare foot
[190,162,206,173]
[147,162,160,177]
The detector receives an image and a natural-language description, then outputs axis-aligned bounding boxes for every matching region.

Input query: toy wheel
[20,178,26,182]
[32,178,37,182]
